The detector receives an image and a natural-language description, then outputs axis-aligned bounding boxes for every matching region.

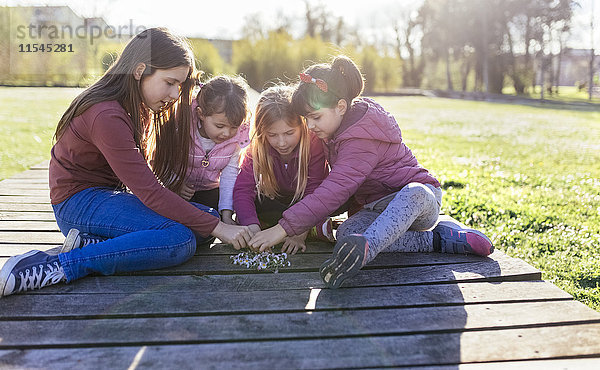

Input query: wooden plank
[0,212,57,221]
[0,189,49,196]
[0,250,539,284]
[0,204,53,212]
[6,170,49,180]
[0,301,597,348]
[453,358,600,369]
[0,221,59,231]
[29,161,49,170]
[0,231,63,244]
[10,262,548,296]
[0,281,572,318]
[1,324,599,368]
[0,196,51,203]
[0,179,49,186]
[132,251,540,283]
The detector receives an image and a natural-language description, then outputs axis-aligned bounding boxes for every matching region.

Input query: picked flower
[230,251,291,272]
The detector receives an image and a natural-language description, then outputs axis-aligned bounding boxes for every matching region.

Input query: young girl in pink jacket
[179,76,251,225]
[233,85,334,255]
[249,56,494,289]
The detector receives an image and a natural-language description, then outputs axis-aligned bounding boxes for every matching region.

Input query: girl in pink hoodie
[249,56,494,289]
[179,76,251,225]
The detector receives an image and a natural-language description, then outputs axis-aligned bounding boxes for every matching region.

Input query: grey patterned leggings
[337,183,442,263]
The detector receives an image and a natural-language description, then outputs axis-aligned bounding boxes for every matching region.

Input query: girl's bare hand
[249,224,287,252]
[179,183,195,201]
[211,222,254,250]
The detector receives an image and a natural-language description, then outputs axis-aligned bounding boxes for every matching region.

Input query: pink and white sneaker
[432,220,494,256]
[309,218,336,242]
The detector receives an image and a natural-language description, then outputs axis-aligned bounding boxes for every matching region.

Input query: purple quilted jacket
[279,98,440,236]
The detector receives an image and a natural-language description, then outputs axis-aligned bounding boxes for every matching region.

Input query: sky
[4,0,599,49]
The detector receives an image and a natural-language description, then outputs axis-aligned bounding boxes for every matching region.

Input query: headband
[299,73,328,93]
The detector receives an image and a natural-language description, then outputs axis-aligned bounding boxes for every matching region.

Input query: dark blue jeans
[52,187,218,282]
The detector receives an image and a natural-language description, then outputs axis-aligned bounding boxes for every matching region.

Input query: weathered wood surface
[1,162,599,369]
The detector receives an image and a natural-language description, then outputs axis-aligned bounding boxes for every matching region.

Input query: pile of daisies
[230,251,291,272]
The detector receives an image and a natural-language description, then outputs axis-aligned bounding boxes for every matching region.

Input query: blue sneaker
[433,220,494,256]
[60,228,105,253]
[0,250,66,297]
[319,234,369,289]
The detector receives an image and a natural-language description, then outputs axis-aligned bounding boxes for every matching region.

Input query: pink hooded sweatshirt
[279,98,440,236]
[186,100,251,191]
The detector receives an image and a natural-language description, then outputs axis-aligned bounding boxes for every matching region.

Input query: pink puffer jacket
[279,98,440,236]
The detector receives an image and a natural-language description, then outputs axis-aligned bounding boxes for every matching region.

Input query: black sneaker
[319,234,369,289]
[0,250,66,297]
[60,228,105,254]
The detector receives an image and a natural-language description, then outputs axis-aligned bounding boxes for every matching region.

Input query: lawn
[0,87,82,179]
[1,87,599,311]
[379,96,600,310]
[502,85,600,104]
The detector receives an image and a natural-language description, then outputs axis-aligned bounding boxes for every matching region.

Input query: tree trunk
[461,57,471,91]
[445,48,454,90]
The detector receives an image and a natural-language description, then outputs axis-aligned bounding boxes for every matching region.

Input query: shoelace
[80,234,104,247]
[17,262,65,292]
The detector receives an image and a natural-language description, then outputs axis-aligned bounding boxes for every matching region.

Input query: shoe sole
[0,250,41,298]
[436,221,494,255]
[319,235,366,289]
[60,229,81,254]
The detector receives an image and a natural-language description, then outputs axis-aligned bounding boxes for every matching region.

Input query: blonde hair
[250,85,311,204]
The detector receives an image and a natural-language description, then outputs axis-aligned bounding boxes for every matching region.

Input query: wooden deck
[1,163,600,369]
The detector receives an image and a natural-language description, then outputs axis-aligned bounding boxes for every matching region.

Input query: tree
[392,9,425,87]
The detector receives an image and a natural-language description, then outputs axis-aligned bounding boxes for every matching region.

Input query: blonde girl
[233,85,332,255]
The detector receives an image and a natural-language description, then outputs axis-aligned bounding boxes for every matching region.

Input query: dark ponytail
[330,56,364,102]
[291,55,364,116]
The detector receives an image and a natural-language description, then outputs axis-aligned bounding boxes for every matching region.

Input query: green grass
[378,96,600,310]
[502,85,600,104]
[1,87,600,311]
[0,87,82,179]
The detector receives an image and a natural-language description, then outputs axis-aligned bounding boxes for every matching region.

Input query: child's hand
[249,224,287,252]
[211,222,253,250]
[221,210,237,225]
[281,235,307,255]
[248,224,261,234]
[179,183,195,201]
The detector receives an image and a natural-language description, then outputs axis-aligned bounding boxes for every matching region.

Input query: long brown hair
[291,55,364,116]
[250,85,310,204]
[54,27,196,193]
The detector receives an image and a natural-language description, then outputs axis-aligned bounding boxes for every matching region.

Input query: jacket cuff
[279,218,297,237]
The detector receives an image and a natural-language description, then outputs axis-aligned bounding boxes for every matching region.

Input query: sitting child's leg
[432,219,494,256]
[361,183,440,262]
[337,210,433,254]
[320,183,439,288]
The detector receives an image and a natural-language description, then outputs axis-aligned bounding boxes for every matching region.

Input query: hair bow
[299,73,328,93]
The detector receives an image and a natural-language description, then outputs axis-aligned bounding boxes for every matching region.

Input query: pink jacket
[187,100,251,191]
[279,98,440,236]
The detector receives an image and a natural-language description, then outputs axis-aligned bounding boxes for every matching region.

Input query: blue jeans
[52,187,218,282]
